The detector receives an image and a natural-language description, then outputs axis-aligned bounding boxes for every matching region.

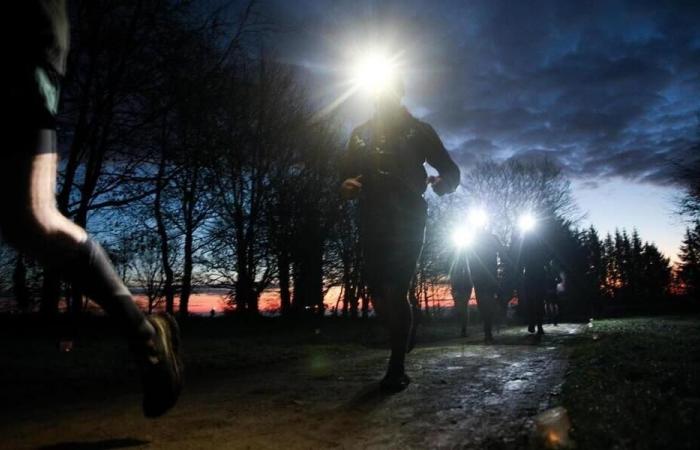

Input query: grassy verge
[560,316,700,450]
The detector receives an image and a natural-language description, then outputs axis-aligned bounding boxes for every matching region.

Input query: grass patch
[560,316,700,450]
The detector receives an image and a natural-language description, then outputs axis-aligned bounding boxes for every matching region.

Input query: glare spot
[468,207,489,228]
[452,226,474,248]
[518,213,537,232]
[351,49,400,96]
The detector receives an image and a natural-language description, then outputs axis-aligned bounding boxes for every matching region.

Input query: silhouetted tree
[327,201,363,318]
[42,0,184,316]
[289,121,344,317]
[118,233,167,314]
[461,158,578,245]
[598,228,671,306]
[205,58,310,314]
[441,158,579,316]
[677,140,700,221]
[580,226,606,315]
[546,221,597,319]
[602,233,616,298]
[678,222,700,299]
[0,246,15,299]
[641,243,672,301]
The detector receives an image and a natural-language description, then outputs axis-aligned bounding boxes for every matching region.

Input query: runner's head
[374,73,404,115]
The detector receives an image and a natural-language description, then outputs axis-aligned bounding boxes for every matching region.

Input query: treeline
[0,0,346,318]
[676,145,700,301]
[678,221,700,300]
[0,0,687,320]
[580,228,671,310]
[410,159,675,319]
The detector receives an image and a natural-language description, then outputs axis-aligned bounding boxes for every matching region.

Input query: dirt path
[1,324,582,450]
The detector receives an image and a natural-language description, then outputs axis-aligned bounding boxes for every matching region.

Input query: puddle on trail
[504,379,526,391]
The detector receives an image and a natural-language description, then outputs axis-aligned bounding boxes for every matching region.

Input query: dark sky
[257,0,700,188]
[244,0,699,258]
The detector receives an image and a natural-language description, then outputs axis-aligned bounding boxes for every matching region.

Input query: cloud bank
[260,0,700,186]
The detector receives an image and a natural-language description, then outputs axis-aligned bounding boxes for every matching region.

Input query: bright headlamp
[451,226,474,249]
[351,50,400,96]
[468,208,489,228]
[518,213,537,233]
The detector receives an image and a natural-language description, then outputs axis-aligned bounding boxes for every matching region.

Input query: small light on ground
[59,339,74,353]
[534,406,573,449]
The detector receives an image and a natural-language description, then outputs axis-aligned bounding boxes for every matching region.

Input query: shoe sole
[166,314,184,387]
[143,314,183,417]
[153,314,183,387]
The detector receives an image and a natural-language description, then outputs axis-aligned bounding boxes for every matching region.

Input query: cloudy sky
[256,0,700,260]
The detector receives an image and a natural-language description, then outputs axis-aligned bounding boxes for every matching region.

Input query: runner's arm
[422,123,460,195]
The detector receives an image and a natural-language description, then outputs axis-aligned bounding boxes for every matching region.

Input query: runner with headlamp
[340,53,459,392]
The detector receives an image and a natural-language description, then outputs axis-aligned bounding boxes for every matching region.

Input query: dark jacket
[343,107,460,209]
[468,229,501,287]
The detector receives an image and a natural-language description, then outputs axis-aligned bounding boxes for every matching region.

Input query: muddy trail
[1,323,582,449]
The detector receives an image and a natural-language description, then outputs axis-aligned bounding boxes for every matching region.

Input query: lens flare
[518,213,537,232]
[452,226,473,248]
[351,50,399,95]
[468,208,489,228]
[313,47,404,121]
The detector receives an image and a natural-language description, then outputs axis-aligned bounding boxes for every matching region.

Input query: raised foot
[138,313,184,418]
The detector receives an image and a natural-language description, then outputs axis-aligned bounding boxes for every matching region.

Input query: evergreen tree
[678,221,700,299]
[630,229,644,300]
[598,228,672,305]
[581,226,605,315]
[618,229,633,302]
[640,243,671,301]
[602,232,616,299]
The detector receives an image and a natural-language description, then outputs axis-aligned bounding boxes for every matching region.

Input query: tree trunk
[246,285,259,314]
[341,265,351,318]
[292,210,324,315]
[236,268,247,314]
[154,149,175,314]
[179,229,193,319]
[179,164,199,319]
[309,240,324,315]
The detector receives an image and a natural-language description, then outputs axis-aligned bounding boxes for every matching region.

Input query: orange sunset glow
[131,285,477,316]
